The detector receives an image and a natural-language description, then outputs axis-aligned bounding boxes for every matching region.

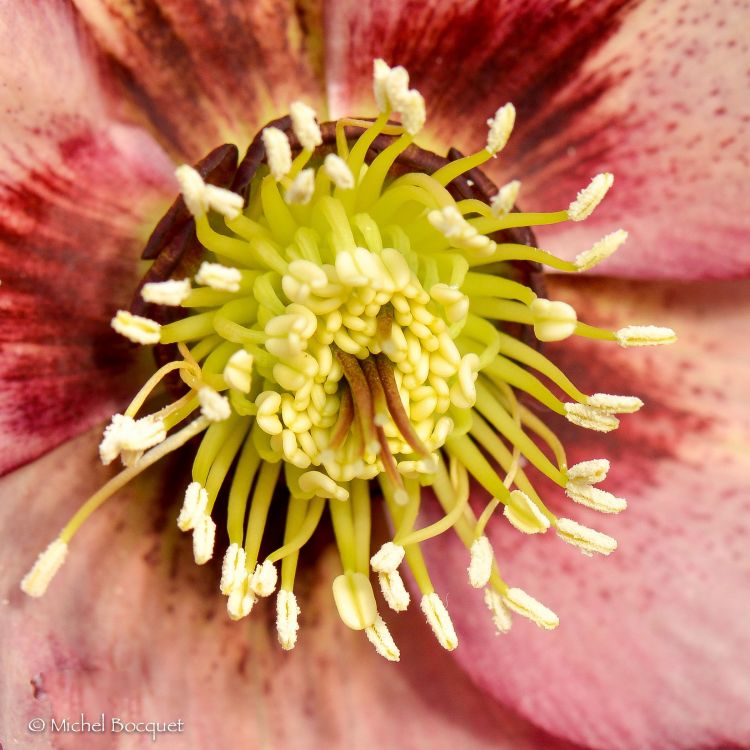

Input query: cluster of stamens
[21,59,676,661]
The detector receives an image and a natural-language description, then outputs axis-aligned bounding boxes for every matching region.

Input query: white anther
[255,391,283,435]
[450,353,480,409]
[174,164,243,219]
[195,261,242,292]
[333,572,378,630]
[220,543,247,595]
[484,588,513,634]
[420,593,458,650]
[284,168,315,205]
[587,393,644,414]
[289,100,322,151]
[198,386,231,422]
[373,58,393,111]
[384,64,410,109]
[99,413,166,466]
[177,482,209,531]
[20,539,68,598]
[365,614,401,661]
[141,278,191,306]
[370,541,405,573]
[568,172,614,221]
[323,153,355,189]
[490,180,521,216]
[428,206,493,254]
[298,471,349,501]
[575,229,628,271]
[615,326,677,347]
[567,459,610,485]
[565,483,628,514]
[276,590,301,649]
[227,579,256,620]
[223,349,254,393]
[378,571,410,612]
[468,535,493,588]
[262,126,292,181]
[503,587,559,629]
[565,403,620,432]
[556,517,618,556]
[503,490,551,534]
[192,514,216,565]
[249,560,278,597]
[111,310,161,345]
[400,89,426,135]
[530,298,578,342]
[486,103,516,155]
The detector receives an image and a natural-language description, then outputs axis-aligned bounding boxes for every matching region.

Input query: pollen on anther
[262,127,292,181]
[198,386,231,422]
[195,261,242,292]
[575,229,628,271]
[141,278,191,306]
[615,326,677,347]
[568,173,614,222]
[486,103,516,155]
[289,101,322,151]
[324,153,355,190]
[20,539,68,598]
[285,168,315,205]
[490,180,521,216]
[111,310,161,345]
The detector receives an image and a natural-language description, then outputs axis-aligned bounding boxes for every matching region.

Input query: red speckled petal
[0,2,176,476]
[418,277,750,750]
[325,0,750,280]
[0,429,583,750]
[71,0,326,159]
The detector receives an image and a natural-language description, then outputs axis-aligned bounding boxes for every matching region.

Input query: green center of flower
[21,59,676,661]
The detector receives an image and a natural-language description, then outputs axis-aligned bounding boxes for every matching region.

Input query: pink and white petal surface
[325,0,750,280]
[0,1,176,476]
[1,428,582,750]
[420,277,750,750]
[71,0,327,159]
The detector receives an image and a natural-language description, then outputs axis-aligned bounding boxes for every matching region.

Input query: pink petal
[325,0,750,280]
[0,2,176,476]
[72,0,327,159]
[419,277,750,749]
[1,429,582,750]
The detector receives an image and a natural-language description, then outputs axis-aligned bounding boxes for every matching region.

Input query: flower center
[21,59,676,661]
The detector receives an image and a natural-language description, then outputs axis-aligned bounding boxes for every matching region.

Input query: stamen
[567,173,614,221]
[298,471,349,501]
[420,592,458,650]
[556,517,617,555]
[289,101,322,151]
[99,414,166,466]
[567,459,610,485]
[587,393,644,414]
[378,570,410,612]
[220,543,247,595]
[503,490,551,534]
[198,386,231,422]
[529,298,578,342]
[20,539,68,597]
[486,103,516,155]
[564,403,620,432]
[575,229,628,271]
[399,89,426,135]
[565,483,627,513]
[141,278,192,306]
[428,205,494,255]
[249,560,278,597]
[468,535,493,588]
[503,587,559,630]
[615,326,677,347]
[365,614,401,661]
[323,153,355,189]
[223,349,254,393]
[484,588,512,634]
[332,571,378,630]
[174,164,243,219]
[285,168,315,205]
[262,127,292,181]
[490,180,521,216]
[177,481,209,531]
[111,310,161,345]
[195,261,242,292]
[370,541,405,573]
[192,514,216,565]
[276,589,301,649]
[227,578,256,620]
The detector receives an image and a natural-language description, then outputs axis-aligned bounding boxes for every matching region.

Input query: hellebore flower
[1,2,748,750]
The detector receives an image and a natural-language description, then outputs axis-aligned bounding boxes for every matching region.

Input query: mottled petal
[0,1,176,476]
[72,0,327,158]
[421,277,750,750]
[325,0,750,279]
[1,429,581,750]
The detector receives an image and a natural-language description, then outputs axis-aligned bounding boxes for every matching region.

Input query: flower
[5,1,742,744]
